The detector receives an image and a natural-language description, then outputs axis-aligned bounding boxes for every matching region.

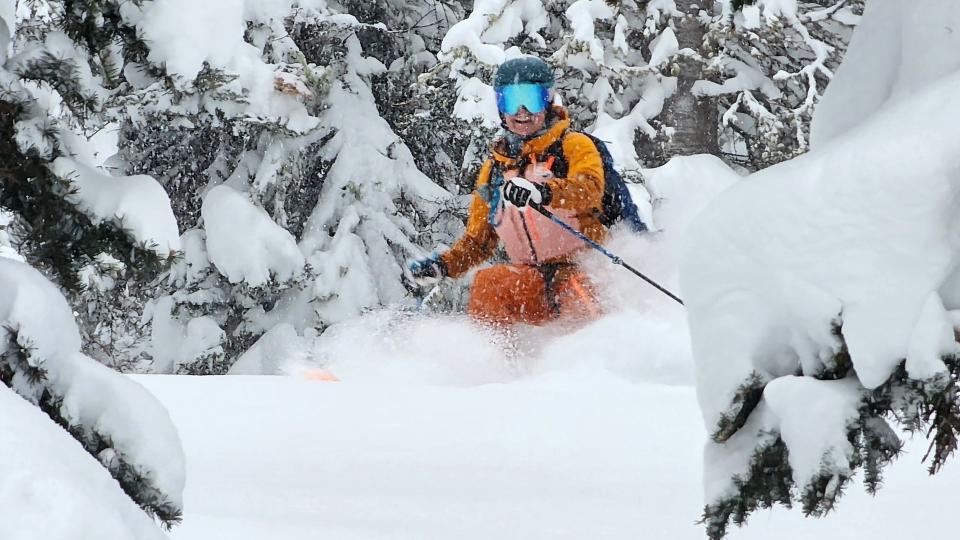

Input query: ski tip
[302,368,340,382]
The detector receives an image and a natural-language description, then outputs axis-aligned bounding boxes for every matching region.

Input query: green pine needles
[701,326,960,539]
[0,329,183,527]
[712,371,767,443]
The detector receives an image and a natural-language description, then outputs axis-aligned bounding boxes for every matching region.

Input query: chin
[510,124,540,137]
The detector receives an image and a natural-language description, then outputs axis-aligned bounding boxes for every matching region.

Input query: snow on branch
[705,0,859,169]
[682,14,960,533]
[202,184,306,288]
[51,157,181,256]
[0,258,186,527]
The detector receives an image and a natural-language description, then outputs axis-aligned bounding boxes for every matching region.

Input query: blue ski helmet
[493,57,555,89]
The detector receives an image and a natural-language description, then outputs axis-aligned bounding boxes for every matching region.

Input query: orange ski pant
[467,263,601,326]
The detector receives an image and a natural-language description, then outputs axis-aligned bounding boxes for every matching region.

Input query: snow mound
[682,70,960,431]
[682,0,960,517]
[0,386,167,540]
[811,0,960,147]
[50,157,181,254]
[229,323,311,375]
[202,184,306,287]
[0,258,186,514]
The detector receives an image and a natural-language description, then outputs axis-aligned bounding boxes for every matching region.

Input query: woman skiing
[409,56,607,325]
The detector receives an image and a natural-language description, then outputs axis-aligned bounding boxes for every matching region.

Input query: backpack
[541,132,648,233]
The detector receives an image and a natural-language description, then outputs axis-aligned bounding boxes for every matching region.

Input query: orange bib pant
[467,263,600,326]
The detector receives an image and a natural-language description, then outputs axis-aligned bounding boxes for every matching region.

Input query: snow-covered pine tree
[683,2,960,537]
[0,257,186,529]
[0,2,185,527]
[291,10,458,329]
[629,0,862,168]
[317,0,474,313]
[0,0,178,289]
[701,0,863,169]
[106,2,458,373]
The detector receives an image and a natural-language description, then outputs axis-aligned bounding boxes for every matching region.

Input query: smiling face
[503,106,547,138]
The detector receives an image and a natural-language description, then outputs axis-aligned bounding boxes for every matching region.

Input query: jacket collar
[491,105,570,165]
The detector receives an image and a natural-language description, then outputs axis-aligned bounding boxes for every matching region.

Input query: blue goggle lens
[495,83,550,115]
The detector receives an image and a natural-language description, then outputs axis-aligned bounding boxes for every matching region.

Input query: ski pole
[529,203,684,306]
[416,282,443,312]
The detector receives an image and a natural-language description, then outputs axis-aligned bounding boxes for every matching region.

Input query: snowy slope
[142,374,957,540]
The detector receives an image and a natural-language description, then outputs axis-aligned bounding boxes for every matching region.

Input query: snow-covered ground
[142,366,957,540]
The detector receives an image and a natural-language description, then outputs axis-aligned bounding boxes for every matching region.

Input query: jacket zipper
[518,211,540,264]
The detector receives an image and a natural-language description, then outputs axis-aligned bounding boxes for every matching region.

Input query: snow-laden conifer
[682,2,960,537]
[0,256,185,530]
[704,0,862,169]
[114,2,460,373]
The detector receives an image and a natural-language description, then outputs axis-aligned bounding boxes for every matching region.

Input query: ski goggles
[495,83,551,115]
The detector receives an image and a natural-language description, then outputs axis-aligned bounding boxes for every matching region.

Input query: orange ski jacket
[440,106,607,278]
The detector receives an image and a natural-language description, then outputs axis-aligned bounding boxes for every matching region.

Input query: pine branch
[712,371,768,443]
[704,346,958,539]
[0,328,182,526]
[0,101,164,290]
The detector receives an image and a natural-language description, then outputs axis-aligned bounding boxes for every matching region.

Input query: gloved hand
[503,177,552,208]
[408,254,446,286]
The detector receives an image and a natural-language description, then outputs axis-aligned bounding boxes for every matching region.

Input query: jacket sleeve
[545,132,604,214]
[440,161,499,278]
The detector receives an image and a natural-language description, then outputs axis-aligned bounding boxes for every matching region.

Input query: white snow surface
[0,258,186,511]
[0,385,167,540]
[140,371,960,540]
[202,184,306,287]
[50,157,181,254]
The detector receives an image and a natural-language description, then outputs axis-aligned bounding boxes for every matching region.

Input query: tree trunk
[659,1,720,160]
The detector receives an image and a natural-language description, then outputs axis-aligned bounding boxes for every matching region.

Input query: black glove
[502,177,551,208]
[408,254,446,286]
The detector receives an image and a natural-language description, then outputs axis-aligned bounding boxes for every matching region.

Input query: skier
[409,56,608,326]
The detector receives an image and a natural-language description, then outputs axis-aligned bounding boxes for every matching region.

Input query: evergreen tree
[691,4,960,537]
[427,0,860,172]
[109,2,461,373]
[703,0,863,169]
[0,1,186,527]
[0,0,174,290]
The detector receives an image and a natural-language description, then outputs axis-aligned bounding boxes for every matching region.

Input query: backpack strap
[483,161,505,227]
